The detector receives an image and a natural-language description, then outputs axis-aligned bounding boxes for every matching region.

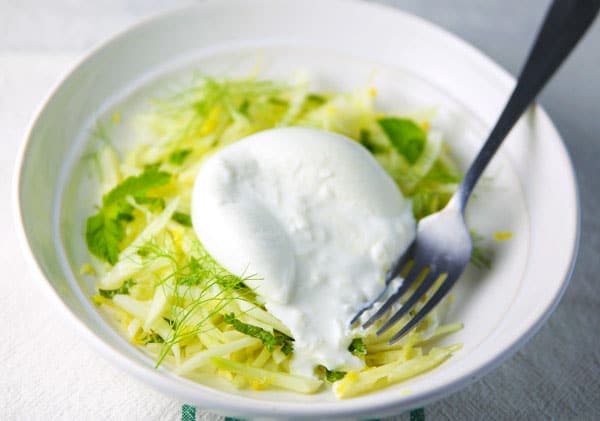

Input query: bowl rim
[12,0,581,418]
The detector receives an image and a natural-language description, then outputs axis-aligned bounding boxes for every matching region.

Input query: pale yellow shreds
[494,231,513,241]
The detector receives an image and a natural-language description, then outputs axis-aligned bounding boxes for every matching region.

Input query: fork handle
[455,0,600,212]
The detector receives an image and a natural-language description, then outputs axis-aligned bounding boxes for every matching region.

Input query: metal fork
[351,0,600,343]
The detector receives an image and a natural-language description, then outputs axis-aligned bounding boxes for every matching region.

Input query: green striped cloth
[180,404,425,420]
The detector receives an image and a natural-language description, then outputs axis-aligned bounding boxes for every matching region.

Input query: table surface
[2,1,599,420]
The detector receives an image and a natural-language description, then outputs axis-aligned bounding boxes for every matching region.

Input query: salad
[84,74,473,398]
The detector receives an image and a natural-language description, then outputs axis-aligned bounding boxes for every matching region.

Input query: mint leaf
[134,196,165,211]
[238,100,250,116]
[223,313,294,354]
[103,166,170,207]
[471,247,492,270]
[273,329,294,355]
[86,213,123,265]
[325,369,347,382]
[422,161,461,184]
[142,331,164,344]
[306,93,327,105]
[172,211,192,227]
[116,211,134,222]
[163,317,178,331]
[348,338,367,356]
[85,167,171,264]
[378,117,426,164]
[470,230,493,270]
[99,278,136,298]
[169,149,191,165]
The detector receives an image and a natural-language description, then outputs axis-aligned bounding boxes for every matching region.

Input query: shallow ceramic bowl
[14,0,579,419]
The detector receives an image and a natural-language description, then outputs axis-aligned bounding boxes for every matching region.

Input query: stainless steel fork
[351,0,600,343]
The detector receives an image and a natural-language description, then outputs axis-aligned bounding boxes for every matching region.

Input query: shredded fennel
[84,74,468,397]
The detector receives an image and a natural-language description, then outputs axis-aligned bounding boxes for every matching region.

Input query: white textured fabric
[2,1,599,420]
[1,54,183,421]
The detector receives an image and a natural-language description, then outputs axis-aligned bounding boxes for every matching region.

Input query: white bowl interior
[16,0,578,418]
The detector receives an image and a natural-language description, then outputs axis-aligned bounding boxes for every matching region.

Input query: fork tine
[362,261,425,329]
[376,268,442,336]
[350,242,416,325]
[388,271,462,343]
[349,283,391,326]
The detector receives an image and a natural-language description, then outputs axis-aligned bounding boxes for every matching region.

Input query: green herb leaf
[411,190,452,221]
[102,166,170,207]
[348,338,367,356]
[359,128,386,154]
[238,100,250,116]
[134,196,165,211]
[136,245,151,257]
[172,211,193,227]
[85,166,171,264]
[223,313,294,354]
[169,149,192,165]
[98,278,136,298]
[273,329,295,355]
[163,318,178,331]
[306,93,327,105]
[86,213,123,265]
[142,331,165,344]
[116,211,134,222]
[325,369,347,382]
[268,97,288,107]
[471,247,492,270]
[422,161,461,184]
[470,230,493,270]
[378,117,427,164]
[143,162,162,172]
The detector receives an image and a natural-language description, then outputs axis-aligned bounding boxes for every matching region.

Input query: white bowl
[13,0,579,419]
